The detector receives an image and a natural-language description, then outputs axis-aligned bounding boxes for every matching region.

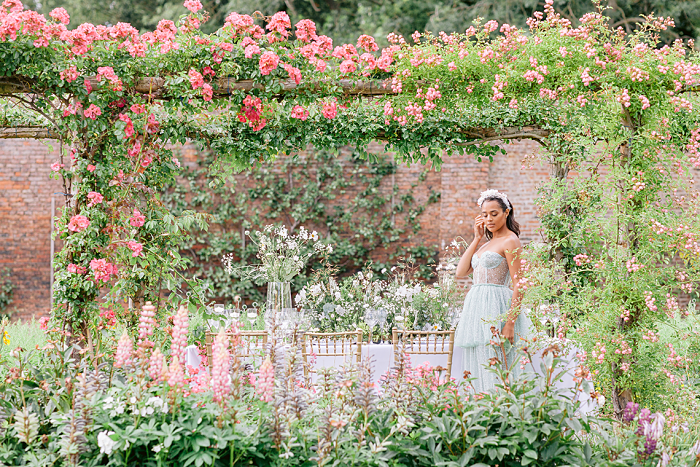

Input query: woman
[454,189,529,392]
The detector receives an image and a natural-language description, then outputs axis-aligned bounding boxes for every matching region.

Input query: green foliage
[0,269,14,315]
[162,148,440,304]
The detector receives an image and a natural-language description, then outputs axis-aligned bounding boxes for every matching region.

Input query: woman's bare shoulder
[502,235,522,254]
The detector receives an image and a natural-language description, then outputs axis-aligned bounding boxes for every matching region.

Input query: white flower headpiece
[477,189,511,209]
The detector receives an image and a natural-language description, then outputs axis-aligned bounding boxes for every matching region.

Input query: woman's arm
[455,215,485,279]
[501,237,523,343]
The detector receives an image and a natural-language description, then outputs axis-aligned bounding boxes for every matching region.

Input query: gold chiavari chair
[205,330,268,365]
[391,327,456,376]
[301,329,363,381]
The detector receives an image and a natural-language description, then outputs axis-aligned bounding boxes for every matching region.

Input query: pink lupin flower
[255,357,274,402]
[138,301,156,349]
[149,348,166,381]
[168,356,185,389]
[211,328,230,402]
[170,305,189,365]
[114,331,133,368]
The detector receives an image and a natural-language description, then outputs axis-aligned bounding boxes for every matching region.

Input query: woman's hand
[501,320,515,344]
[474,215,485,240]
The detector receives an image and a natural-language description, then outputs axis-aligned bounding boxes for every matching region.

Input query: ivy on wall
[163,147,441,304]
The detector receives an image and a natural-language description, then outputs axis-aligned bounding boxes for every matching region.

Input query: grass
[0,318,46,357]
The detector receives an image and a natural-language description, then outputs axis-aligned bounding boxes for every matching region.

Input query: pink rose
[67,215,90,232]
[87,191,104,207]
[266,11,291,38]
[244,44,260,58]
[282,64,302,85]
[84,104,102,120]
[188,68,204,89]
[87,164,96,172]
[259,51,279,75]
[183,0,202,13]
[49,7,70,25]
[84,79,92,94]
[295,19,317,42]
[357,34,378,52]
[339,59,356,73]
[202,83,213,101]
[322,101,337,119]
[126,240,144,257]
[130,208,146,227]
[67,263,87,274]
[39,316,50,331]
[51,161,64,172]
[60,66,79,83]
[172,157,181,167]
[290,105,309,121]
[131,104,146,114]
[90,258,118,282]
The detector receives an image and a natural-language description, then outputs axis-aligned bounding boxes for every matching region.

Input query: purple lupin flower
[636,408,651,435]
[622,402,639,423]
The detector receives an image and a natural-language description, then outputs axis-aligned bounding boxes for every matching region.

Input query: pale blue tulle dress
[454,251,530,393]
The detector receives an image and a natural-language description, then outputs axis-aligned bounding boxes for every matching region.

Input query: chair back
[391,328,455,376]
[205,330,268,365]
[301,329,363,379]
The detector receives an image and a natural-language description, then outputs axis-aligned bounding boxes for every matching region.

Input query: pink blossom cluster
[266,11,291,40]
[322,100,337,119]
[282,63,302,84]
[51,161,64,172]
[670,95,692,112]
[620,307,631,322]
[211,328,230,402]
[665,294,679,319]
[523,69,545,84]
[187,68,213,101]
[89,258,118,282]
[255,357,275,402]
[126,240,143,257]
[84,104,102,120]
[573,254,590,266]
[60,65,79,83]
[138,302,156,347]
[576,95,588,107]
[118,113,134,138]
[170,305,189,365]
[666,343,691,368]
[67,215,90,232]
[491,74,507,100]
[591,342,606,364]
[580,68,594,86]
[259,51,279,75]
[99,307,116,327]
[96,66,123,91]
[87,191,103,207]
[237,95,267,130]
[149,348,167,381]
[625,256,644,272]
[539,88,557,99]
[644,291,657,312]
[129,208,146,227]
[168,356,185,389]
[638,95,651,110]
[114,331,133,368]
[290,105,309,120]
[67,263,87,274]
[642,330,660,343]
[183,0,202,13]
[617,88,631,107]
[627,66,649,82]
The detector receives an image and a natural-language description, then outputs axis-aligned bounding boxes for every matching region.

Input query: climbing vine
[162,147,440,304]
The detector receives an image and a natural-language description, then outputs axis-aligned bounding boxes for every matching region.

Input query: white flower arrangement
[223,225,332,283]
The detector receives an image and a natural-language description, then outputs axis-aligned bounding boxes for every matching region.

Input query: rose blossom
[87,164,96,172]
[49,7,70,25]
[67,263,87,274]
[67,215,90,232]
[183,0,202,13]
[51,161,64,172]
[126,240,143,257]
[60,66,79,83]
[259,51,279,75]
[322,101,337,119]
[89,258,118,282]
[290,105,309,120]
[87,191,103,207]
[84,104,102,120]
[129,208,146,227]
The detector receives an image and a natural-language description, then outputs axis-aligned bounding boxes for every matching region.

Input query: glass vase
[266,281,293,331]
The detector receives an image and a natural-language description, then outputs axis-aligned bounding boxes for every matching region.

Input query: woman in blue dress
[454,189,530,393]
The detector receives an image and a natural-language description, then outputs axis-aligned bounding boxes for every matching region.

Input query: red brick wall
[0,140,65,320]
[0,138,547,319]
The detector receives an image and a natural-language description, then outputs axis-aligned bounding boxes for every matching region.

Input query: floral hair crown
[477,189,511,209]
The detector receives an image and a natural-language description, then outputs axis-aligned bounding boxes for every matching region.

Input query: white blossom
[97,431,117,455]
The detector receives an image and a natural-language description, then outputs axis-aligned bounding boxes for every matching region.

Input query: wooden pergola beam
[0,76,394,98]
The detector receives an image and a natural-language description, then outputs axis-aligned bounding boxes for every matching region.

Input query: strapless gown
[454,251,530,393]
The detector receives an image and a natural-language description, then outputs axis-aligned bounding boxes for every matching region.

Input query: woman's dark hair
[481,197,521,240]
